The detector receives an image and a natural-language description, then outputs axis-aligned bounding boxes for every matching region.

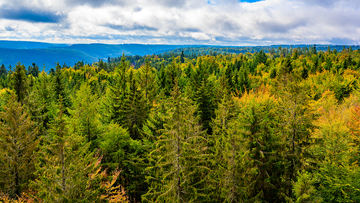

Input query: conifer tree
[0,64,7,78]
[99,123,146,202]
[69,82,100,151]
[121,69,148,140]
[100,55,128,124]
[238,89,287,202]
[236,66,250,95]
[25,71,53,135]
[209,90,238,202]
[0,94,39,197]
[275,56,315,198]
[188,57,217,134]
[142,92,168,142]
[32,99,100,202]
[52,63,70,110]
[143,81,211,203]
[10,63,28,104]
[137,59,157,112]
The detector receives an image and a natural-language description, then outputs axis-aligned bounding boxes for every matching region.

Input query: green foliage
[10,63,28,103]
[293,171,322,203]
[32,100,100,202]
[143,82,210,202]
[1,46,360,202]
[237,89,287,202]
[0,94,39,197]
[69,82,101,151]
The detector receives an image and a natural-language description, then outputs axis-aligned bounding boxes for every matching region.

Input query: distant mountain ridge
[0,41,195,69]
[0,40,359,71]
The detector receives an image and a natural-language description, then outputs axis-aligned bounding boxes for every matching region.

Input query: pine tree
[143,81,211,202]
[0,94,39,197]
[236,66,250,95]
[180,51,185,63]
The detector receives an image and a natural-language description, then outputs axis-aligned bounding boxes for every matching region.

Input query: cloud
[63,0,132,7]
[107,23,158,31]
[0,0,359,45]
[4,26,16,31]
[0,7,65,23]
[255,19,307,33]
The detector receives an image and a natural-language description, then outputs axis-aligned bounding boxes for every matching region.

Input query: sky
[0,0,359,45]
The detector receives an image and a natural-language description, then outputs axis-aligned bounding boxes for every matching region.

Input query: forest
[1,45,360,202]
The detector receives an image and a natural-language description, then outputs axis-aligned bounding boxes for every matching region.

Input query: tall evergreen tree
[0,64,7,78]
[143,82,211,202]
[25,71,53,135]
[10,63,28,104]
[52,63,70,109]
[137,59,157,112]
[100,55,128,124]
[121,69,148,140]
[69,82,101,151]
[32,99,100,202]
[275,56,315,198]
[0,94,39,197]
[188,57,217,134]
[238,90,287,202]
[210,91,238,202]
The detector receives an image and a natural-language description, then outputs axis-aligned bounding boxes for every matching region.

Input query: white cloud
[0,0,359,45]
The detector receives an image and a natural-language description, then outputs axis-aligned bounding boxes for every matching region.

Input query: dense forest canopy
[1,45,360,202]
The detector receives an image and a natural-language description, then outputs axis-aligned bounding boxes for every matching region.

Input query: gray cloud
[151,0,187,8]
[181,28,201,32]
[329,38,358,45]
[107,24,158,31]
[4,26,16,31]
[298,0,337,7]
[256,20,307,33]
[0,7,65,23]
[64,0,132,7]
[298,0,360,8]
[0,0,359,45]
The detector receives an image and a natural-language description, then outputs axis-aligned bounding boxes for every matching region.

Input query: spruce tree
[238,90,287,202]
[10,63,28,104]
[0,94,39,197]
[52,63,70,110]
[210,91,238,202]
[100,55,128,124]
[143,81,211,202]
[69,82,100,151]
[137,59,157,112]
[0,64,7,78]
[120,69,148,140]
[25,71,52,135]
[275,56,315,198]
[188,57,217,134]
[32,99,100,202]
[99,123,146,202]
